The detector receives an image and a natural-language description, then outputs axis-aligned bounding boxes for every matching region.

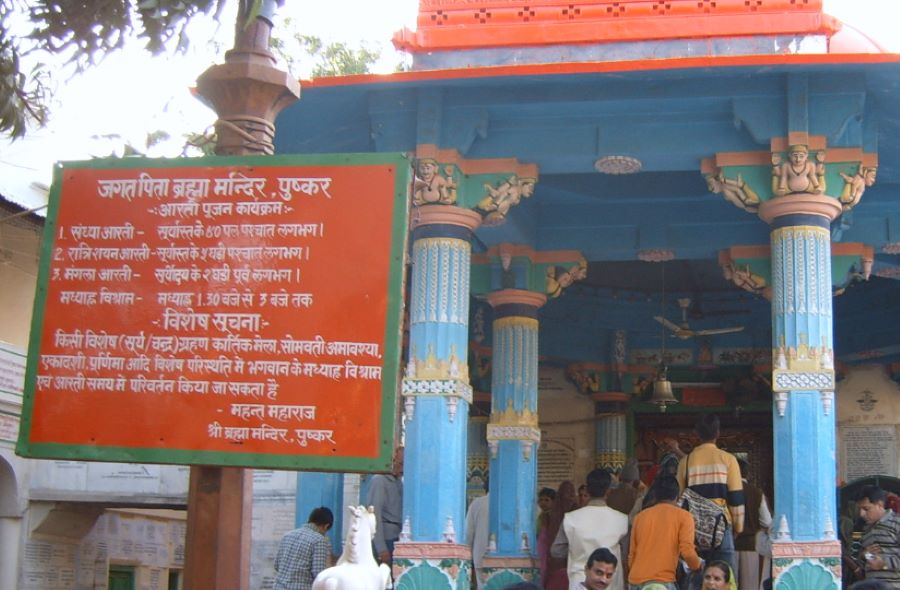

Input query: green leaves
[1,0,228,140]
[270,23,381,79]
[0,36,48,139]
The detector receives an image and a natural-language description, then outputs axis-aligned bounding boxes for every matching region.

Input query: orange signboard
[17,154,410,471]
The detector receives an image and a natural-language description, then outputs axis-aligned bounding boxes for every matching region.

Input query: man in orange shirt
[628,475,703,590]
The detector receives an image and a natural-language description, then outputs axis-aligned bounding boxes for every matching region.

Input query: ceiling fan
[654,298,745,340]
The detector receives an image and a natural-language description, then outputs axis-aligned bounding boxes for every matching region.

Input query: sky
[0,0,897,212]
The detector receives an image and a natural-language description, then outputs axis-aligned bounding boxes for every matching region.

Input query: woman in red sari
[538,480,579,590]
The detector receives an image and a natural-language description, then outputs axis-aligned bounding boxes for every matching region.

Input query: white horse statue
[312,505,393,590]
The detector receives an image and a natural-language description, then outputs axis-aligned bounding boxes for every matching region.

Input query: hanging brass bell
[650,373,678,412]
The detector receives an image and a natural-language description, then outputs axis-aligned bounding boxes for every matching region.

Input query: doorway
[633,411,773,502]
[108,565,135,590]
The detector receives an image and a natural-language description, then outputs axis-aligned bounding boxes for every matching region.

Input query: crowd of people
[270,413,900,590]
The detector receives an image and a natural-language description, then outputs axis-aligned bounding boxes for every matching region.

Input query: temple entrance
[634,411,774,503]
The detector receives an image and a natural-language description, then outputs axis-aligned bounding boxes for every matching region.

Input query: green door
[108,565,135,590]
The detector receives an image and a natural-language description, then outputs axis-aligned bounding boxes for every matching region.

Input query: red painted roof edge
[299,52,900,89]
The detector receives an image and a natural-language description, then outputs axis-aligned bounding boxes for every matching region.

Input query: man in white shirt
[551,469,628,590]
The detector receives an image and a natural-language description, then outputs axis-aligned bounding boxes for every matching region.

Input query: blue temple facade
[272,2,900,588]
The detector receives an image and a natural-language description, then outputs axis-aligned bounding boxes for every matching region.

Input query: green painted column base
[772,540,841,590]
[481,556,540,590]
[393,543,472,590]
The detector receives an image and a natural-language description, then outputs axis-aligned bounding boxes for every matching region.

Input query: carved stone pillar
[759,194,842,589]
[479,289,546,588]
[394,206,481,590]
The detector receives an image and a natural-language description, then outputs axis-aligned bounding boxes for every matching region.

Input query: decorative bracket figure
[413,158,458,206]
[839,164,877,210]
[476,175,536,225]
[545,257,588,298]
[772,144,826,196]
[705,172,761,212]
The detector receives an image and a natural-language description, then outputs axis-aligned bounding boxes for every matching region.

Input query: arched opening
[0,455,18,517]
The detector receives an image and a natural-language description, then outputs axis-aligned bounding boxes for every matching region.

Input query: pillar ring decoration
[484,288,548,310]
[757,193,843,225]
[410,204,482,232]
[821,391,834,416]
[485,425,541,459]
[401,378,473,423]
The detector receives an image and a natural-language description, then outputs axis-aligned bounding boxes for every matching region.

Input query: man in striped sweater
[857,485,900,586]
[676,414,744,586]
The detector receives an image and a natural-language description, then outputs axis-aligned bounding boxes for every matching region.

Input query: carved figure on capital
[566,364,604,394]
[839,164,877,210]
[772,144,826,197]
[475,175,536,225]
[546,258,587,298]
[721,261,771,300]
[413,158,457,206]
[705,171,761,212]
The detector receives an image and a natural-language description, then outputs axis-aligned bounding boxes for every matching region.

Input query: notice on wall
[538,438,576,489]
[18,154,409,472]
[0,341,26,396]
[841,425,898,482]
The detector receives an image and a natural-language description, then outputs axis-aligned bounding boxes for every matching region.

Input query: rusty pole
[183,3,299,588]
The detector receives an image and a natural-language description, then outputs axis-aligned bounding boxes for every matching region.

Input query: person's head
[556,480,577,511]
[737,457,750,480]
[391,447,404,477]
[308,506,334,534]
[695,414,720,442]
[659,452,680,477]
[417,158,437,179]
[702,560,731,590]
[501,583,541,590]
[789,144,809,164]
[857,485,888,525]
[585,468,613,499]
[864,166,878,186]
[538,487,556,512]
[654,475,680,503]
[583,547,617,590]
[577,484,590,507]
[520,177,536,198]
[619,458,640,484]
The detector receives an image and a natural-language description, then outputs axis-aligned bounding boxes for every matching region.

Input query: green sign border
[16,152,411,473]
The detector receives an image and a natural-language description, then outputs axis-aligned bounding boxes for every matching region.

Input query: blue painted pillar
[595,413,627,471]
[467,418,490,504]
[596,329,628,472]
[295,472,344,555]
[759,195,842,589]
[394,205,481,590]
[480,289,546,589]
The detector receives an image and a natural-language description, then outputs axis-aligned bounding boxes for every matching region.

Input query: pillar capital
[196,41,300,156]
[413,145,539,225]
[472,243,586,298]
[410,205,483,234]
[757,193,843,226]
[718,242,874,300]
[700,135,877,216]
[485,288,547,312]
